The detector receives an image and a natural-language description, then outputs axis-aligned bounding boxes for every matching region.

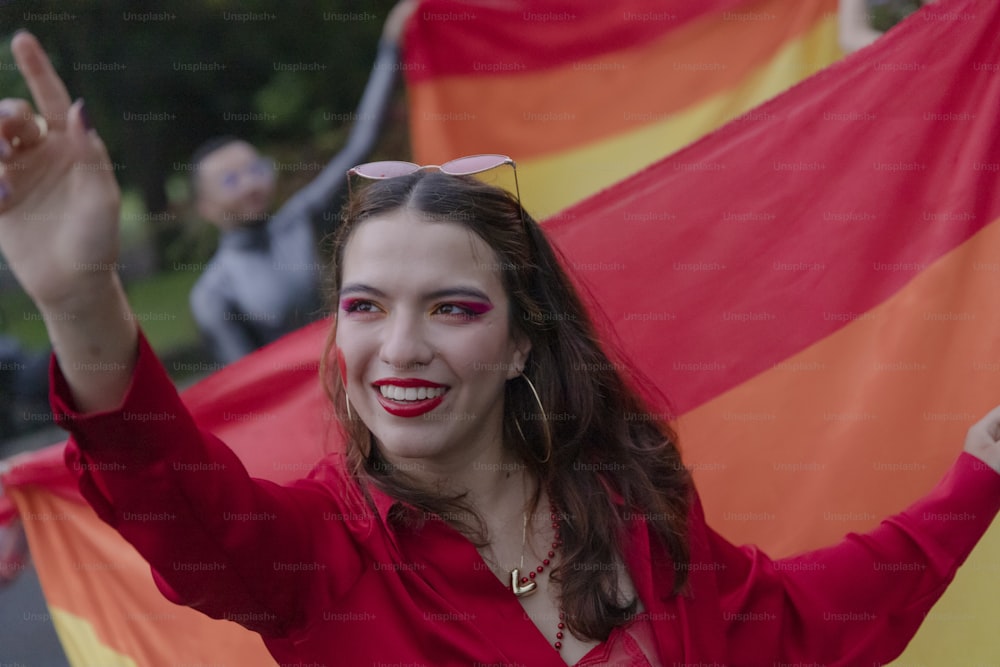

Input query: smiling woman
[2,28,1000,667]
[321,171,693,661]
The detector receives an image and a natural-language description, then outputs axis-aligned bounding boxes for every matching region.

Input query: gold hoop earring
[518,373,553,464]
[345,393,353,421]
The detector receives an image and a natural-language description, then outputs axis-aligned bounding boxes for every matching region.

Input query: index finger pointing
[10,31,72,127]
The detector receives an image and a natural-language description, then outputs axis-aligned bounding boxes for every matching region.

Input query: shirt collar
[367,481,401,524]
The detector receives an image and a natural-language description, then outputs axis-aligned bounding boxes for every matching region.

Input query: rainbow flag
[3,0,1000,664]
[405,0,843,218]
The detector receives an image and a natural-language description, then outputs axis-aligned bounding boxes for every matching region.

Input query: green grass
[0,270,201,355]
[122,270,202,352]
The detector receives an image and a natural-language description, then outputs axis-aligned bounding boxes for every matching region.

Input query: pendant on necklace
[510,567,538,597]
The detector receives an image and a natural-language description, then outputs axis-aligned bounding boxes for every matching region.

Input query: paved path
[0,560,71,667]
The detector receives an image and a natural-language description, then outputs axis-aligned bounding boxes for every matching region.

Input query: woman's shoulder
[287,452,380,525]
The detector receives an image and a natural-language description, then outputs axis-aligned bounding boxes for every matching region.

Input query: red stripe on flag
[547,0,1000,413]
[405,0,781,82]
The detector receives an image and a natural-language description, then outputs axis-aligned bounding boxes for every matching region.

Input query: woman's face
[334,209,531,471]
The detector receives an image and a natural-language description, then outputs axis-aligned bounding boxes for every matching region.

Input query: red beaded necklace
[508,503,567,651]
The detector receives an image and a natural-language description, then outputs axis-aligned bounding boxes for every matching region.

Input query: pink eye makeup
[338,285,495,320]
[432,301,495,320]
[339,298,372,313]
[447,301,494,316]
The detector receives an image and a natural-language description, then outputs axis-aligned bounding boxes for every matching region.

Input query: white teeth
[378,385,446,402]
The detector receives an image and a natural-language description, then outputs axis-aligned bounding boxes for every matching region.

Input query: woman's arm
[271,0,417,238]
[0,31,135,413]
[704,409,1000,665]
[1,32,366,635]
[56,327,366,636]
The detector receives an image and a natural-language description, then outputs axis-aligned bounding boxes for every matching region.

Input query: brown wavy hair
[320,171,692,642]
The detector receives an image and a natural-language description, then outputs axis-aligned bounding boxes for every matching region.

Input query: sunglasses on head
[346,153,526,226]
[349,153,515,179]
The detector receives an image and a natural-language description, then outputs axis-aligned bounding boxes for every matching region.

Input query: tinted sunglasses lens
[351,161,421,179]
[440,154,512,175]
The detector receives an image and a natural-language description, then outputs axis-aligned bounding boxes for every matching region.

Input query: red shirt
[55,333,1000,666]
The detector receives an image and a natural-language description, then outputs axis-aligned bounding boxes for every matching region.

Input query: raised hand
[0,31,121,311]
[0,31,136,413]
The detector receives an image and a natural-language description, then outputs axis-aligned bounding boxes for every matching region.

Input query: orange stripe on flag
[10,487,277,667]
[679,216,1000,556]
[409,0,837,163]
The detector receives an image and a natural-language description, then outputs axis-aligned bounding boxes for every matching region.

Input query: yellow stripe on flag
[50,608,138,667]
[502,14,838,219]
[898,526,1000,663]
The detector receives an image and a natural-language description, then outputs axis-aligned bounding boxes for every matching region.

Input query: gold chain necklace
[482,501,566,651]
[509,502,561,598]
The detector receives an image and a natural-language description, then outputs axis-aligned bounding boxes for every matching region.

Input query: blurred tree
[867,0,924,32]
[0,0,399,269]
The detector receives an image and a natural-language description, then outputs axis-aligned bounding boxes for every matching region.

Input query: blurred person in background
[188,0,415,364]
[187,136,325,364]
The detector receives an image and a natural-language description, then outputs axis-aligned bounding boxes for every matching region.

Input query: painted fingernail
[0,139,11,159]
[0,181,10,202]
[78,99,92,131]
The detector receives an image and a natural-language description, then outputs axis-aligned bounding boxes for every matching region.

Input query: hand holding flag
[965,406,1000,474]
